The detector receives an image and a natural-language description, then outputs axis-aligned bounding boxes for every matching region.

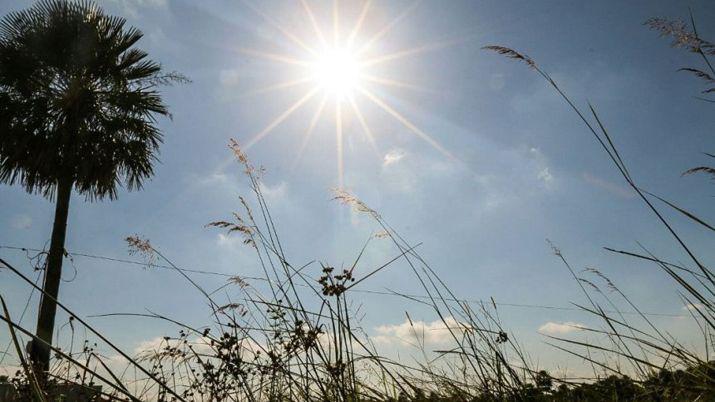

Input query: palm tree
[0,0,184,372]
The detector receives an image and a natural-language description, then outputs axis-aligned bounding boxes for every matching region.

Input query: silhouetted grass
[1,9,715,402]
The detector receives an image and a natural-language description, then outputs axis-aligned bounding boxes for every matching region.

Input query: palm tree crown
[0,0,183,199]
[0,0,185,373]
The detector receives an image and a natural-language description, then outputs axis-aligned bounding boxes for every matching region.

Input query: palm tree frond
[0,0,185,200]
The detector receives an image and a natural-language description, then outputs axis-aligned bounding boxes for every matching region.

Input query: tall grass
[0,11,714,402]
[1,138,538,401]
[480,12,715,399]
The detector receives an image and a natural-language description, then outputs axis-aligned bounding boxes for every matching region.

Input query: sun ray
[223,77,313,102]
[357,86,454,159]
[347,0,372,48]
[242,0,318,56]
[244,77,313,96]
[332,0,340,45]
[336,101,344,188]
[245,87,320,149]
[300,0,328,48]
[292,94,329,169]
[348,95,380,157]
[355,0,421,57]
[360,37,462,67]
[237,1,457,187]
[236,47,312,67]
[361,74,435,94]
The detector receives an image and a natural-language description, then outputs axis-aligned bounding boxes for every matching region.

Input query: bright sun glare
[312,48,361,99]
[239,1,457,187]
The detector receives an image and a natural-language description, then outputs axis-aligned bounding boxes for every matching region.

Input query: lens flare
[312,48,361,100]
[237,1,459,186]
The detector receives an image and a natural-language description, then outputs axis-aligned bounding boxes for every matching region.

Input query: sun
[237,1,457,187]
[312,47,362,100]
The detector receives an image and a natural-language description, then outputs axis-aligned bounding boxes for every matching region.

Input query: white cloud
[133,336,170,355]
[216,233,243,248]
[372,316,467,347]
[377,149,423,193]
[382,149,406,167]
[11,214,32,230]
[538,321,587,335]
[528,147,554,187]
[537,167,553,184]
[259,181,287,201]
[197,172,229,186]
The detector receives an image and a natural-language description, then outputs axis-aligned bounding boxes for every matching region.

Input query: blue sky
[1,0,714,374]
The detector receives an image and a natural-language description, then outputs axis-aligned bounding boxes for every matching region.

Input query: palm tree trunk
[31,177,72,373]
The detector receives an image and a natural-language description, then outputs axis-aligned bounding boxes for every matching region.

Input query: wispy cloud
[529,147,555,187]
[582,172,634,199]
[216,233,239,248]
[198,172,229,186]
[537,167,553,184]
[382,149,406,167]
[259,181,287,201]
[538,321,587,335]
